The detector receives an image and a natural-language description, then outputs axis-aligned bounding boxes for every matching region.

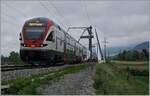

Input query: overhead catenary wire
[83,0,103,32]
[83,0,96,45]
[49,1,72,27]
[39,1,68,30]
[2,12,23,24]
[2,19,20,27]
[3,13,19,21]
[83,0,93,26]
[83,0,104,36]
[3,2,69,32]
[4,3,28,18]
[82,0,105,60]
[83,0,98,44]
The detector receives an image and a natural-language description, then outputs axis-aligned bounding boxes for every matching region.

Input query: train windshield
[25,27,45,40]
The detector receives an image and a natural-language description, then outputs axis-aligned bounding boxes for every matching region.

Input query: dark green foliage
[129,69,149,76]
[1,51,23,64]
[113,50,149,61]
[105,58,111,64]
[1,55,10,64]
[142,49,149,60]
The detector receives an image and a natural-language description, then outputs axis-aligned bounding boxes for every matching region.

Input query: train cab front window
[46,31,54,42]
[25,27,45,40]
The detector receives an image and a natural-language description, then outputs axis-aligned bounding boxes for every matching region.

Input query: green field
[111,60,149,65]
[94,62,149,95]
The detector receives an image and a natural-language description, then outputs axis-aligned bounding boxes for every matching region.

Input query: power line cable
[49,1,72,27]
[2,12,25,29]
[83,0,104,35]
[39,1,68,30]
[4,3,28,18]
[83,0,98,43]
[82,1,105,60]
[83,0,93,26]
[2,12,22,22]
[84,1,104,40]
[83,1,98,49]
[2,19,20,27]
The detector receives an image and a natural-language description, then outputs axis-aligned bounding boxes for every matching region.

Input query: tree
[125,51,131,61]
[113,49,149,61]
[132,50,140,61]
[9,51,23,64]
[122,50,127,60]
[142,49,149,60]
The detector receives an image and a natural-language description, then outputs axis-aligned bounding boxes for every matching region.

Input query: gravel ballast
[37,66,96,95]
[1,65,68,82]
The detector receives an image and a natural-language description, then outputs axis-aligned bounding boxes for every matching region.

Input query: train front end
[19,17,54,64]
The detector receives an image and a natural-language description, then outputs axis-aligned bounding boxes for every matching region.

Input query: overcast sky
[1,0,150,56]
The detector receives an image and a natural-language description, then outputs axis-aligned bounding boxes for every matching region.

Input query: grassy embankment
[94,61,149,95]
[111,60,149,65]
[3,63,93,95]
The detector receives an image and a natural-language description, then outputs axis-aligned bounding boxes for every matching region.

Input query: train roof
[25,17,88,50]
[26,17,50,21]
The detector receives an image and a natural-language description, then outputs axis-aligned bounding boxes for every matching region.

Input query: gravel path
[37,66,96,95]
[1,65,68,82]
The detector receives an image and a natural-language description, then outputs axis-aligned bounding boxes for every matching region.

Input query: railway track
[1,61,96,72]
[1,63,65,94]
[1,63,93,94]
[1,64,64,71]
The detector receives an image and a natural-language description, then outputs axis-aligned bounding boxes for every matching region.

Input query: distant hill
[133,41,149,52]
[108,41,149,56]
[108,45,134,56]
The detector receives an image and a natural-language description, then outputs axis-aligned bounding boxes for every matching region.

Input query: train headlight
[24,44,26,47]
[41,44,43,47]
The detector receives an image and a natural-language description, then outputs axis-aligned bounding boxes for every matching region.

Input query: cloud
[1,0,149,56]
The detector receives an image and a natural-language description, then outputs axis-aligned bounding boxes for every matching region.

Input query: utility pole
[87,26,93,59]
[103,37,109,61]
[92,43,98,62]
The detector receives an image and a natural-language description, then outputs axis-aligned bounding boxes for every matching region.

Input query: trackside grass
[94,63,149,95]
[3,63,93,95]
[111,60,149,65]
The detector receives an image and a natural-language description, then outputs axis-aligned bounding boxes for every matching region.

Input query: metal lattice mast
[95,29,104,60]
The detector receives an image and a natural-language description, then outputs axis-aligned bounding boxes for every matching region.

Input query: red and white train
[19,17,97,64]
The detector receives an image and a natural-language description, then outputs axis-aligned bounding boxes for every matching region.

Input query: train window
[46,31,54,42]
[25,27,45,40]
